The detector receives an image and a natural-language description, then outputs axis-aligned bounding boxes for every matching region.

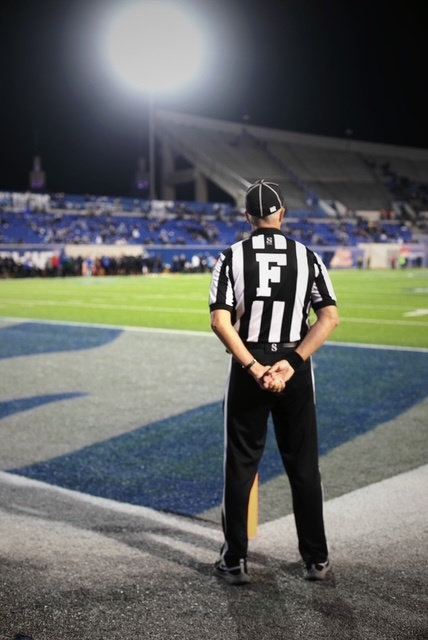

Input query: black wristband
[283,351,304,371]
[242,358,257,370]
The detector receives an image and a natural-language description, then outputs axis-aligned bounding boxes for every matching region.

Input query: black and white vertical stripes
[210,228,336,344]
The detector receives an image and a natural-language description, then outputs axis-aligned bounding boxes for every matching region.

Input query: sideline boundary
[0,470,220,541]
[2,316,428,352]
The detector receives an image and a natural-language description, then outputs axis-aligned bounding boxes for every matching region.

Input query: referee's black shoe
[304,559,331,581]
[213,558,250,585]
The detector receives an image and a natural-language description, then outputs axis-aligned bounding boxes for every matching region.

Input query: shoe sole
[304,563,331,581]
[213,568,250,585]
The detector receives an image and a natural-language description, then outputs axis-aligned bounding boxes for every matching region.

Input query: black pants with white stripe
[222,349,328,568]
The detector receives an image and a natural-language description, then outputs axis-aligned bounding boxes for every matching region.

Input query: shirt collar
[251,227,283,237]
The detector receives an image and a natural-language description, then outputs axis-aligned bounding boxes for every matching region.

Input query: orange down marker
[248,473,259,539]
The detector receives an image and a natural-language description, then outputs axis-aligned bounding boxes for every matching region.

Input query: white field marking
[2,297,428,325]
[104,293,206,301]
[76,273,211,280]
[333,284,428,296]
[334,292,428,299]
[0,273,210,284]
[0,471,221,542]
[9,503,48,517]
[252,464,428,560]
[144,532,265,568]
[341,316,428,327]
[144,533,221,562]
[0,298,206,315]
[0,316,214,338]
[325,341,428,353]
[404,309,428,317]
[342,303,428,311]
[2,315,428,352]
[1,290,206,302]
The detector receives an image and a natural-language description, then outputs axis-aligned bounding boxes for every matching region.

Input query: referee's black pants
[222,350,328,568]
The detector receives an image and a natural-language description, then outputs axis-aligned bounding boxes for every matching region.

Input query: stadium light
[106,2,205,199]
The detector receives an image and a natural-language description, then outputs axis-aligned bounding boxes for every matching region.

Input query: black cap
[245,180,284,218]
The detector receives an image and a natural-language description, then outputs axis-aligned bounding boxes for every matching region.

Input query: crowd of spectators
[0,192,414,248]
[0,193,239,247]
[0,189,420,278]
[0,248,216,279]
[282,217,412,246]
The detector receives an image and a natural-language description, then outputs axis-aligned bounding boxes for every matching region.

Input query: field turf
[1,268,428,348]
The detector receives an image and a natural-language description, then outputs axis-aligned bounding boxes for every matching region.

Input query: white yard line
[338,316,428,327]
[0,471,221,542]
[2,465,426,561]
[0,316,213,337]
[2,316,428,351]
[1,300,428,325]
[252,464,428,562]
[0,299,206,315]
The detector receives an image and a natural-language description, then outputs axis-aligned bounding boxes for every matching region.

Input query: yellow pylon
[248,473,259,539]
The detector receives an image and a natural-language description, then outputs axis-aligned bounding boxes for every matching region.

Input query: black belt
[244,341,300,353]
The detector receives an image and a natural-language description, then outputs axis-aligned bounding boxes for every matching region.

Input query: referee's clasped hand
[262,360,297,393]
[262,371,286,393]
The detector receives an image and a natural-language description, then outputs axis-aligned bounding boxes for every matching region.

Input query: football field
[1,268,428,348]
[0,268,427,639]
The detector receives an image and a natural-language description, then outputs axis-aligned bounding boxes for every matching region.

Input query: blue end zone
[0,393,88,419]
[10,403,223,515]
[9,345,428,517]
[0,322,122,359]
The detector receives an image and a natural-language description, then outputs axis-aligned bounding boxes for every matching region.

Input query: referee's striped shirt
[209,228,337,344]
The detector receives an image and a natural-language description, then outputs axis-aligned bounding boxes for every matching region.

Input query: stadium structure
[1,109,428,273]
[156,109,428,213]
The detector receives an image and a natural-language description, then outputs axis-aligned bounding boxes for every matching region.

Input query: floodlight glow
[107,2,204,93]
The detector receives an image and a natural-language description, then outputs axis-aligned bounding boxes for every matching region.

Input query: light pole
[148,92,156,199]
[106,2,205,200]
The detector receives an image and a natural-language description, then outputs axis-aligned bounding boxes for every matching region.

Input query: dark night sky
[0,0,426,198]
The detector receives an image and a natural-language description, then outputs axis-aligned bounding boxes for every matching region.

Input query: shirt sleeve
[310,252,337,310]
[209,249,235,311]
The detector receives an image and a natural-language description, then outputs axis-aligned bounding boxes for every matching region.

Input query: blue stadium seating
[0,193,413,248]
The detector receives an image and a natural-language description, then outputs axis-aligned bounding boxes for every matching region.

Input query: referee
[209,179,339,585]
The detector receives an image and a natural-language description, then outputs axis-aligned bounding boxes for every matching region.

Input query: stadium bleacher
[1,111,427,276]
[155,109,428,220]
[0,192,414,248]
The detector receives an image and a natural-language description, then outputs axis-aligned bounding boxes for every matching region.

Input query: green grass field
[1,269,428,348]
